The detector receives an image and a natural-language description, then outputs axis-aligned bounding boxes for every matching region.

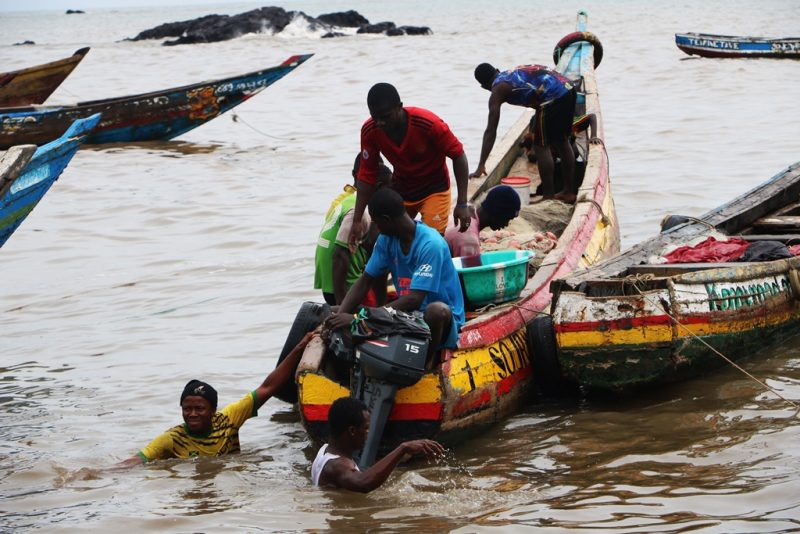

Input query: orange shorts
[403,189,451,234]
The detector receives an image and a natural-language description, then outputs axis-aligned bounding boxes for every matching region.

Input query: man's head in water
[180,379,218,434]
[328,396,369,451]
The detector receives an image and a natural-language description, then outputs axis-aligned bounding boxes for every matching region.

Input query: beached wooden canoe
[0,54,312,149]
[294,11,620,449]
[549,161,800,394]
[0,113,100,247]
[675,33,800,59]
[0,47,90,107]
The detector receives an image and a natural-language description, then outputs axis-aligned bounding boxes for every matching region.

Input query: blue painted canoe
[0,113,100,247]
[0,54,312,149]
[675,33,800,59]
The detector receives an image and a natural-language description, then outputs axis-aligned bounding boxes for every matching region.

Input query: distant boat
[0,54,312,149]
[675,32,800,59]
[549,161,800,394]
[0,47,90,107]
[0,114,100,248]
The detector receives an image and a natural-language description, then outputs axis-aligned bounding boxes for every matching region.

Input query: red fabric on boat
[663,236,750,264]
[790,244,800,256]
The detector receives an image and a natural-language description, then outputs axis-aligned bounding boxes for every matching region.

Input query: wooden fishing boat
[675,33,800,59]
[549,161,800,394]
[293,11,619,450]
[0,113,100,247]
[0,47,90,107]
[0,54,312,149]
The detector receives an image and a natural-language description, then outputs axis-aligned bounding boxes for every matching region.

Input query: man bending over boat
[347,82,472,251]
[471,63,578,203]
[67,333,313,478]
[328,187,465,369]
[312,396,444,492]
[444,184,521,258]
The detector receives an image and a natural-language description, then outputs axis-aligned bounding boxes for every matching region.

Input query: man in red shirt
[347,83,471,250]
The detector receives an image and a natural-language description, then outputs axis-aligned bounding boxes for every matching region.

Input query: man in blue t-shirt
[326,187,465,368]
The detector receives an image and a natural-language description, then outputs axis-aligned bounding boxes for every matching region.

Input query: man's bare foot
[554,192,576,204]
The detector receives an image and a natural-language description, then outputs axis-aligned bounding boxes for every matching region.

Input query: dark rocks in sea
[128,6,431,45]
[66,9,85,14]
[14,40,36,46]
[317,10,369,28]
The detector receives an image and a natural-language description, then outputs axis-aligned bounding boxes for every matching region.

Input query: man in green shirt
[314,155,391,305]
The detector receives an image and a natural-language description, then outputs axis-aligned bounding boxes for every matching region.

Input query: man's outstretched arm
[254,331,315,409]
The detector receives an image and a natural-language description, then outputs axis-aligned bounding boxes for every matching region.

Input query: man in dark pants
[472,63,578,203]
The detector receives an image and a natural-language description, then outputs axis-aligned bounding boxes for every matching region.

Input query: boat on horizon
[0,114,101,248]
[0,47,90,107]
[290,11,620,454]
[549,161,800,394]
[0,54,312,149]
[675,32,800,59]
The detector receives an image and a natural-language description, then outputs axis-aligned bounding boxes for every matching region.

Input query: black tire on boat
[526,315,563,396]
[273,301,331,404]
[660,214,692,232]
[553,31,603,68]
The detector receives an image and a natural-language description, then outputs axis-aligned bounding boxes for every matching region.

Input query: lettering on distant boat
[772,40,800,53]
[215,78,272,96]
[704,275,790,311]
[688,37,740,50]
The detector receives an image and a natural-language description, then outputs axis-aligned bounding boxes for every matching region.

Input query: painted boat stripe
[302,402,442,422]
[558,309,800,348]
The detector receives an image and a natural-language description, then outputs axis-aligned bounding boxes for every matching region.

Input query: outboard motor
[329,308,430,468]
[354,332,429,468]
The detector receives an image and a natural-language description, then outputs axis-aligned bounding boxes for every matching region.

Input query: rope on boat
[230,112,296,141]
[625,273,800,412]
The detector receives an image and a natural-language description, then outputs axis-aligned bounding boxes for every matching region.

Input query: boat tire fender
[526,315,562,396]
[273,301,331,403]
[553,31,603,68]
[788,268,800,302]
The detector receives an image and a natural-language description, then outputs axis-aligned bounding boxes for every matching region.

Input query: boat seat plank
[740,234,800,243]
[626,263,740,276]
[753,216,800,229]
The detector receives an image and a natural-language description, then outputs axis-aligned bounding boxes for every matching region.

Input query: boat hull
[554,259,800,392]
[0,54,312,149]
[296,11,619,449]
[0,114,100,247]
[675,33,800,59]
[0,48,90,107]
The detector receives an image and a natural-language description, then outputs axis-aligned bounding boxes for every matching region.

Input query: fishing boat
[0,54,312,149]
[549,161,800,394]
[0,47,90,107]
[292,11,619,453]
[675,33,800,59]
[0,113,100,247]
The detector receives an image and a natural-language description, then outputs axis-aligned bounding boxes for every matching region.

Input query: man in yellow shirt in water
[122,332,313,463]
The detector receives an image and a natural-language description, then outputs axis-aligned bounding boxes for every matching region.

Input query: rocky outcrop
[128,6,431,45]
[66,9,85,14]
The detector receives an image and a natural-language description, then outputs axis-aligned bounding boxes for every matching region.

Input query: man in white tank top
[312,397,444,492]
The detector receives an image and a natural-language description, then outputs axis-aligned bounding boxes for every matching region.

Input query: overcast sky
[0,0,266,12]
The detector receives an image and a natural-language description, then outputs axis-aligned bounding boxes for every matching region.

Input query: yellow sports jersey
[138,391,257,461]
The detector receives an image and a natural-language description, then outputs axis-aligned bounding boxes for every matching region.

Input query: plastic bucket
[500,176,531,205]
[452,249,533,308]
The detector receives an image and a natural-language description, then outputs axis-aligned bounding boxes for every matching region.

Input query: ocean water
[2,0,800,531]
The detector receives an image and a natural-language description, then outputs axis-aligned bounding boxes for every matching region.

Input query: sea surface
[2,0,800,531]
